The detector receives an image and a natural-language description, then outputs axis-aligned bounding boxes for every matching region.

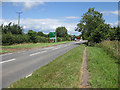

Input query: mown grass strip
[1,50,12,54]
[1,41,73,54]
[2,41,73,49]
[87,46,118,88]
[10,44,85,88]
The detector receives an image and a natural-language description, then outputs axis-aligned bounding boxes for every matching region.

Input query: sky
[1,1,119,35]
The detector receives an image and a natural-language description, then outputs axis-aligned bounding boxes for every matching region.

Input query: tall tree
[75,8,105,43]
[56,27,68,37]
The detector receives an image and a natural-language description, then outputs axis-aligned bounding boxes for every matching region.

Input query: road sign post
[49,32,57,43]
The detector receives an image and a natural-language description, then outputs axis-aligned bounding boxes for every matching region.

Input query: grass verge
[1,50,12,54]
[96,40,119,60]
[87,46,118,88]
[1,41,73,54]
[10,44,85,88]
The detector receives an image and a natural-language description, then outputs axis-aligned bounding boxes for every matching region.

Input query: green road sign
[50,32,56,38]
[50,32,57,43]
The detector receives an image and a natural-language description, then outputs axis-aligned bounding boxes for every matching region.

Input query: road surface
[1,41,82,88]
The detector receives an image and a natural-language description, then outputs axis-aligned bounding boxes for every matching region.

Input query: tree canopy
[75,7,119,44]
[55,27,68,37]
[1,23,71,45]
[1,22,23,34]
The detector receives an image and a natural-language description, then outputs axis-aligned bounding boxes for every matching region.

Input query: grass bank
[87,46,118,88]
[2,41,73,54]
[96,40,119,60]
[10,45,85,88]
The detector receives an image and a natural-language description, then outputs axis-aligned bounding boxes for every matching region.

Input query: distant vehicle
[81,37,83,40]
[75,38,77,41]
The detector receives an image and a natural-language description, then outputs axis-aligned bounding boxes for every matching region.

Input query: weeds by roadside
[87,46,118,88]
[96,40,119,61]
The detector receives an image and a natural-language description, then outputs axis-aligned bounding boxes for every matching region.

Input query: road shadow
[74,43,82,45]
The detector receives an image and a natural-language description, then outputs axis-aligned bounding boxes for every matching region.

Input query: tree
[75,8,105,43]
[37,31,44,37]
[2,22,23,34]
[90,23,110,43]
[27,30,37,43]
[115,25,120,41]
[56,27,68,37]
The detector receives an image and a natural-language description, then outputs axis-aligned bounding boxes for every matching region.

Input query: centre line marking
[44,47,53,50]
[52,47,60,50]
[30,51,47,56]
[0,58,16,64]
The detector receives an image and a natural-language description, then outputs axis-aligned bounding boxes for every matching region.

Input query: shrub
[36,36,49,43]
[2,33,14,45]
[2,34,30,45]
[57,37,61,42]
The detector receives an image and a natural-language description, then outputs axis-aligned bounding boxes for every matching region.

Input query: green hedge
[2,33,29,45]
[57,37,71,42]
[2,33,72,45]
[2,34,50,45]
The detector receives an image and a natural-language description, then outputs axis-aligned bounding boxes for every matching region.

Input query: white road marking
[63,45,67,47]
[44,47,53,50]
[25,73,32,78]
[0,58,16,64]
[17,51,25,53]
[30,51,47,56]
[41,51,47,53]
[52,47,60,50]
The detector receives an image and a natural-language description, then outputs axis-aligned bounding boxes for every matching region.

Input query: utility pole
[16,11,22,26]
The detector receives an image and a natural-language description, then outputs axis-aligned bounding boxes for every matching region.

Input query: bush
[12,34,29,44]
[56,36,72,42]
[57,37,61,42]
[2,33,14,45]
[2,34,30,45]
[36,36,49,43]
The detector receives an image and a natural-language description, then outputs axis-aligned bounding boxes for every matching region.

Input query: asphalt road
[1,42,82,88]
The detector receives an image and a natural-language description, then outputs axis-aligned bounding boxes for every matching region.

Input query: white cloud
[22,2,44,11]
[57,16,80,19]
[1,17,118,35]
[102,10,120,15]
[12,2,44,12]
[112,10,118,15]
[108,20,120,27]
[1,18,80,35]
[66,16,80,19]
